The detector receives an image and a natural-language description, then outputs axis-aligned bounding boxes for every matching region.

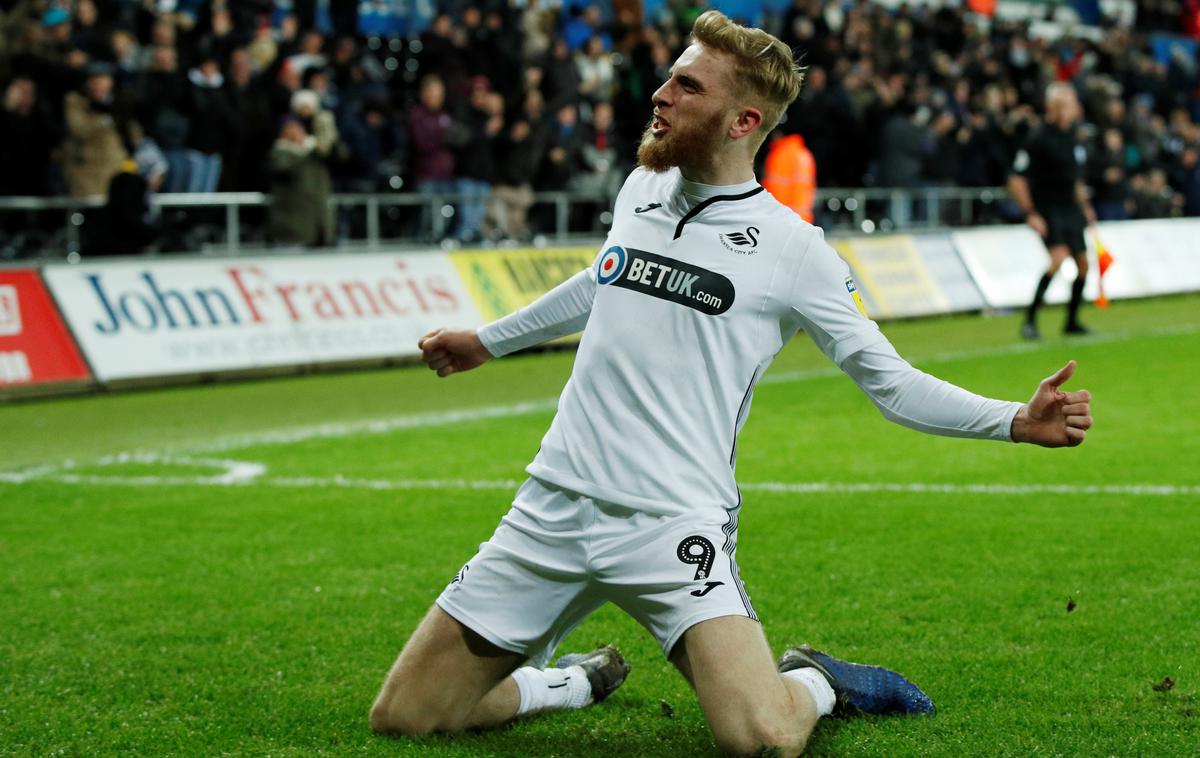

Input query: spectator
[109,28,141,82]
[419,14,466,96]
[1131,168,1181,218]
[521,0,553,63]
[573,100,622,197]
[409,74,457,239]
[268,114,334,246]
[457,7,494,78]
[576,35,615,106]
[303,66,336,113]
[246,20,279,72]
[485,118,542,241]
[1168,145,1200,215]
[62,63,128,198]
[138,45,190,192]
[1089,127,1131,220]
[454,78,503,243]
[195,7,242,69]
[137,18,177,72]
[182,51,237,192]
[286,29,327,77]
[924,110,962,186]
[336,96,406,192]
[538,102,581,192]
[221,47,271,191]
[90,140,164,255]
[9,7,87,121]
[786,66,853,185]
[0,77,60,195]
[571,100,622,231]
[541,37,580,112]
[563,4,609,52]
[878,102,933,188]
[269,60,303,125]
[70,0,104,60]
[289,87,342,159]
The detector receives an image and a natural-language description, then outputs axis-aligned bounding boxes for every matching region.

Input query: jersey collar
[677,174,761,204]
[670,172,764,240]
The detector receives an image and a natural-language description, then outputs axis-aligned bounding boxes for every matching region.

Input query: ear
[729,106,764,141]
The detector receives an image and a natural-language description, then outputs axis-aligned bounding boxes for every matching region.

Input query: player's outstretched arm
[418,328,492,378]
[1010,360,1093,447]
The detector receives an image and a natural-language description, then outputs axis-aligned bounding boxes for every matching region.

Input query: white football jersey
[480,167,1019,516]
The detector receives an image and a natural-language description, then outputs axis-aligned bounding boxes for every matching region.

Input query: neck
[679,155,755,185]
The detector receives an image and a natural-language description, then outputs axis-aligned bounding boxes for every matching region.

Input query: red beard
[637,110,728,173]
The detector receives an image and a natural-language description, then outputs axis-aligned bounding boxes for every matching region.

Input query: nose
[651,80,672,110]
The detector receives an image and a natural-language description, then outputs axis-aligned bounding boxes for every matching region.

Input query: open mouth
[651,114,670,136]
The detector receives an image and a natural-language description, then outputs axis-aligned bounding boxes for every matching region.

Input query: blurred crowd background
[3,0,1200,252]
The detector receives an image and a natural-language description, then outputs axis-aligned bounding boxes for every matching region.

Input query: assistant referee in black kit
[1009,83,1098,339]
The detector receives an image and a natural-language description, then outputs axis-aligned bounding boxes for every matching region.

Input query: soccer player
[371,12,1094,756]
[1009,83,1099,340]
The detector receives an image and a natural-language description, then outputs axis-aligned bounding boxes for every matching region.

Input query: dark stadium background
[3,0,1200,255]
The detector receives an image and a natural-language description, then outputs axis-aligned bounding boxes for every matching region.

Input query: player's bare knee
[714,719,804,757]
[369,694,448,737]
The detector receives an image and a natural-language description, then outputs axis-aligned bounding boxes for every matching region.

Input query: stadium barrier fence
[0,186,1010,259]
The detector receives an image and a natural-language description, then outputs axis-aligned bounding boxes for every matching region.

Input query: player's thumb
[1044,359,1076,390]
[418,328,444,351]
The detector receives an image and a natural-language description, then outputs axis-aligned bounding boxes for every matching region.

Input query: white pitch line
[739,481,1200,497]
[3,320,1199,478]
[188,399,560,454]
[6,472,1197,497]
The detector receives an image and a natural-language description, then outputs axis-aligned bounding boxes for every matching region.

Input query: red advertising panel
[0,269,91,386]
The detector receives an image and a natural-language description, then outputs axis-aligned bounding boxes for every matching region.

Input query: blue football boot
[778,644,936,717]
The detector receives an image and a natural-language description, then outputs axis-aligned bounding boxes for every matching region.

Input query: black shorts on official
[1039,204,1087,254]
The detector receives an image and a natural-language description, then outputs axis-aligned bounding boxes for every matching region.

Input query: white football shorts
[435,476,757,667]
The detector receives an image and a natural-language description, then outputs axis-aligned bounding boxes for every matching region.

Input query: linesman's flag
[1095,234,1115,309]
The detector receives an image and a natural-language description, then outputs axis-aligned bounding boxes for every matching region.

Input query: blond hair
[691,10,804,133]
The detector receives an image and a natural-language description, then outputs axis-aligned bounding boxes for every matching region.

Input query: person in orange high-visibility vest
[762,131,816,223]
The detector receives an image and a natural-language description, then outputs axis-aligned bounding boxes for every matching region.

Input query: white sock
[511,665,594,717]
[782,667,836,717]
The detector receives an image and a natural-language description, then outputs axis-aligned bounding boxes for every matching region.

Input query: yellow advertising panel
[833,236,950,319]
[450,246,598,323]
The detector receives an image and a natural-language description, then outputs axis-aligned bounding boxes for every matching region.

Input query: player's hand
[1010,360,1093,447]
[1026,211,1047,238]
[418,328,493,378]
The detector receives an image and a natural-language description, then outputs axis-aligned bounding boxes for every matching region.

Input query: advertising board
[43,253,481,381]
[0,269,91,388]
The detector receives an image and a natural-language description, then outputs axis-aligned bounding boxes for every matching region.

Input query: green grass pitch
[3,295,1199,756]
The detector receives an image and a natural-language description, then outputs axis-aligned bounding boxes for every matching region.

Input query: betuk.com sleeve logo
[596,246,734,315]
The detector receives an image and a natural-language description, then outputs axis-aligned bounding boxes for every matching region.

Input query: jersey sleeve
[786,227,886,366]
[1011,132,1035,176]
[477,264,598,357]
[840,340,1024,441]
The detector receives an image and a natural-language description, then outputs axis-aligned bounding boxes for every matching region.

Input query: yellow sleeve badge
[844,275,868,317]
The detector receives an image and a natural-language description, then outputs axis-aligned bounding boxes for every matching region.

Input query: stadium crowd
[2,0,1200,249]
